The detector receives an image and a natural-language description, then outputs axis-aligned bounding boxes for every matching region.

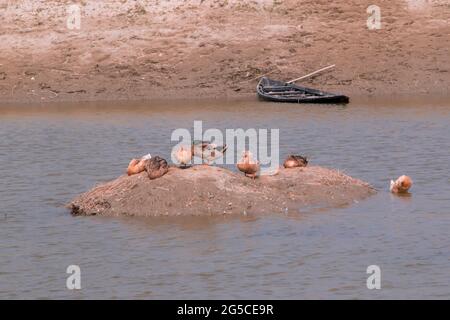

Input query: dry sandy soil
[68,165,375,217]
[0,0,449,103]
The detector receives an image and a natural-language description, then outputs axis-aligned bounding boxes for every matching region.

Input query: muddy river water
[0,98,449,299]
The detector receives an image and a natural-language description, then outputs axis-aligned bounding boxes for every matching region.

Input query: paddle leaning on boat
[256,64,349,104]
[257,77,349,104]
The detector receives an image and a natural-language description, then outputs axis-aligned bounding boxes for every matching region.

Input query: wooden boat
[257,77,349,104]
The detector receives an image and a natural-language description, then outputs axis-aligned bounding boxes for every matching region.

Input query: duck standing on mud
[390,175,413,194]
[191,140,228,165]
[174,145,192,168]
[283,155,308,168]
[237,151,260,179]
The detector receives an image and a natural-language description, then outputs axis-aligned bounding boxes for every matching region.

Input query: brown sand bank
[68,166,375,217]
[0,0,449,103]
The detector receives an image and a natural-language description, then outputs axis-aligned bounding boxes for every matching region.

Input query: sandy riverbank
[68,165,375,217]
[0,0,448,103]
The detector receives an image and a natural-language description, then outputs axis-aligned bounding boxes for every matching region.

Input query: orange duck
[237,151,260,179]
[126,154,151,176]
[390,175,413,194]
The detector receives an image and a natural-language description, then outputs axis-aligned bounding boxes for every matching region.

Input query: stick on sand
[286,64,335,84]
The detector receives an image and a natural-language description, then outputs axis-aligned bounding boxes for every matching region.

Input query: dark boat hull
[257,77,349,104]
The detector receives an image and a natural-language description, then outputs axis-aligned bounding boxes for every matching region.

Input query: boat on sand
[257,77,349,104]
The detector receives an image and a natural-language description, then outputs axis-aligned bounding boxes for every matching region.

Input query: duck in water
[390,175,413,194]
[237,151,260,179]
[283,155,308,168]
[145,156,169,180]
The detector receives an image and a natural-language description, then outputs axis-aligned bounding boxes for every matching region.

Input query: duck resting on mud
[145,156,169,180]
[126,154,169,180]
[283,155,308,168]
[127,154,152,176]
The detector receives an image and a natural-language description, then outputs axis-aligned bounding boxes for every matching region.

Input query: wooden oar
[286,64,335,84]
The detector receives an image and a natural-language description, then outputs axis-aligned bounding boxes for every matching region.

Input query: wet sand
[0,0,449,103]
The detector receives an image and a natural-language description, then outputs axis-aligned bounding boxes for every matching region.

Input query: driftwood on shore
[67,166,375,217]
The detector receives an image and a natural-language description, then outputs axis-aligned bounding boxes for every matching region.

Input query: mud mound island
[68,166,375,217]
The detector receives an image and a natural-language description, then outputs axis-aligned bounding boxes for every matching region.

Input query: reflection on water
[0,98,449,299]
